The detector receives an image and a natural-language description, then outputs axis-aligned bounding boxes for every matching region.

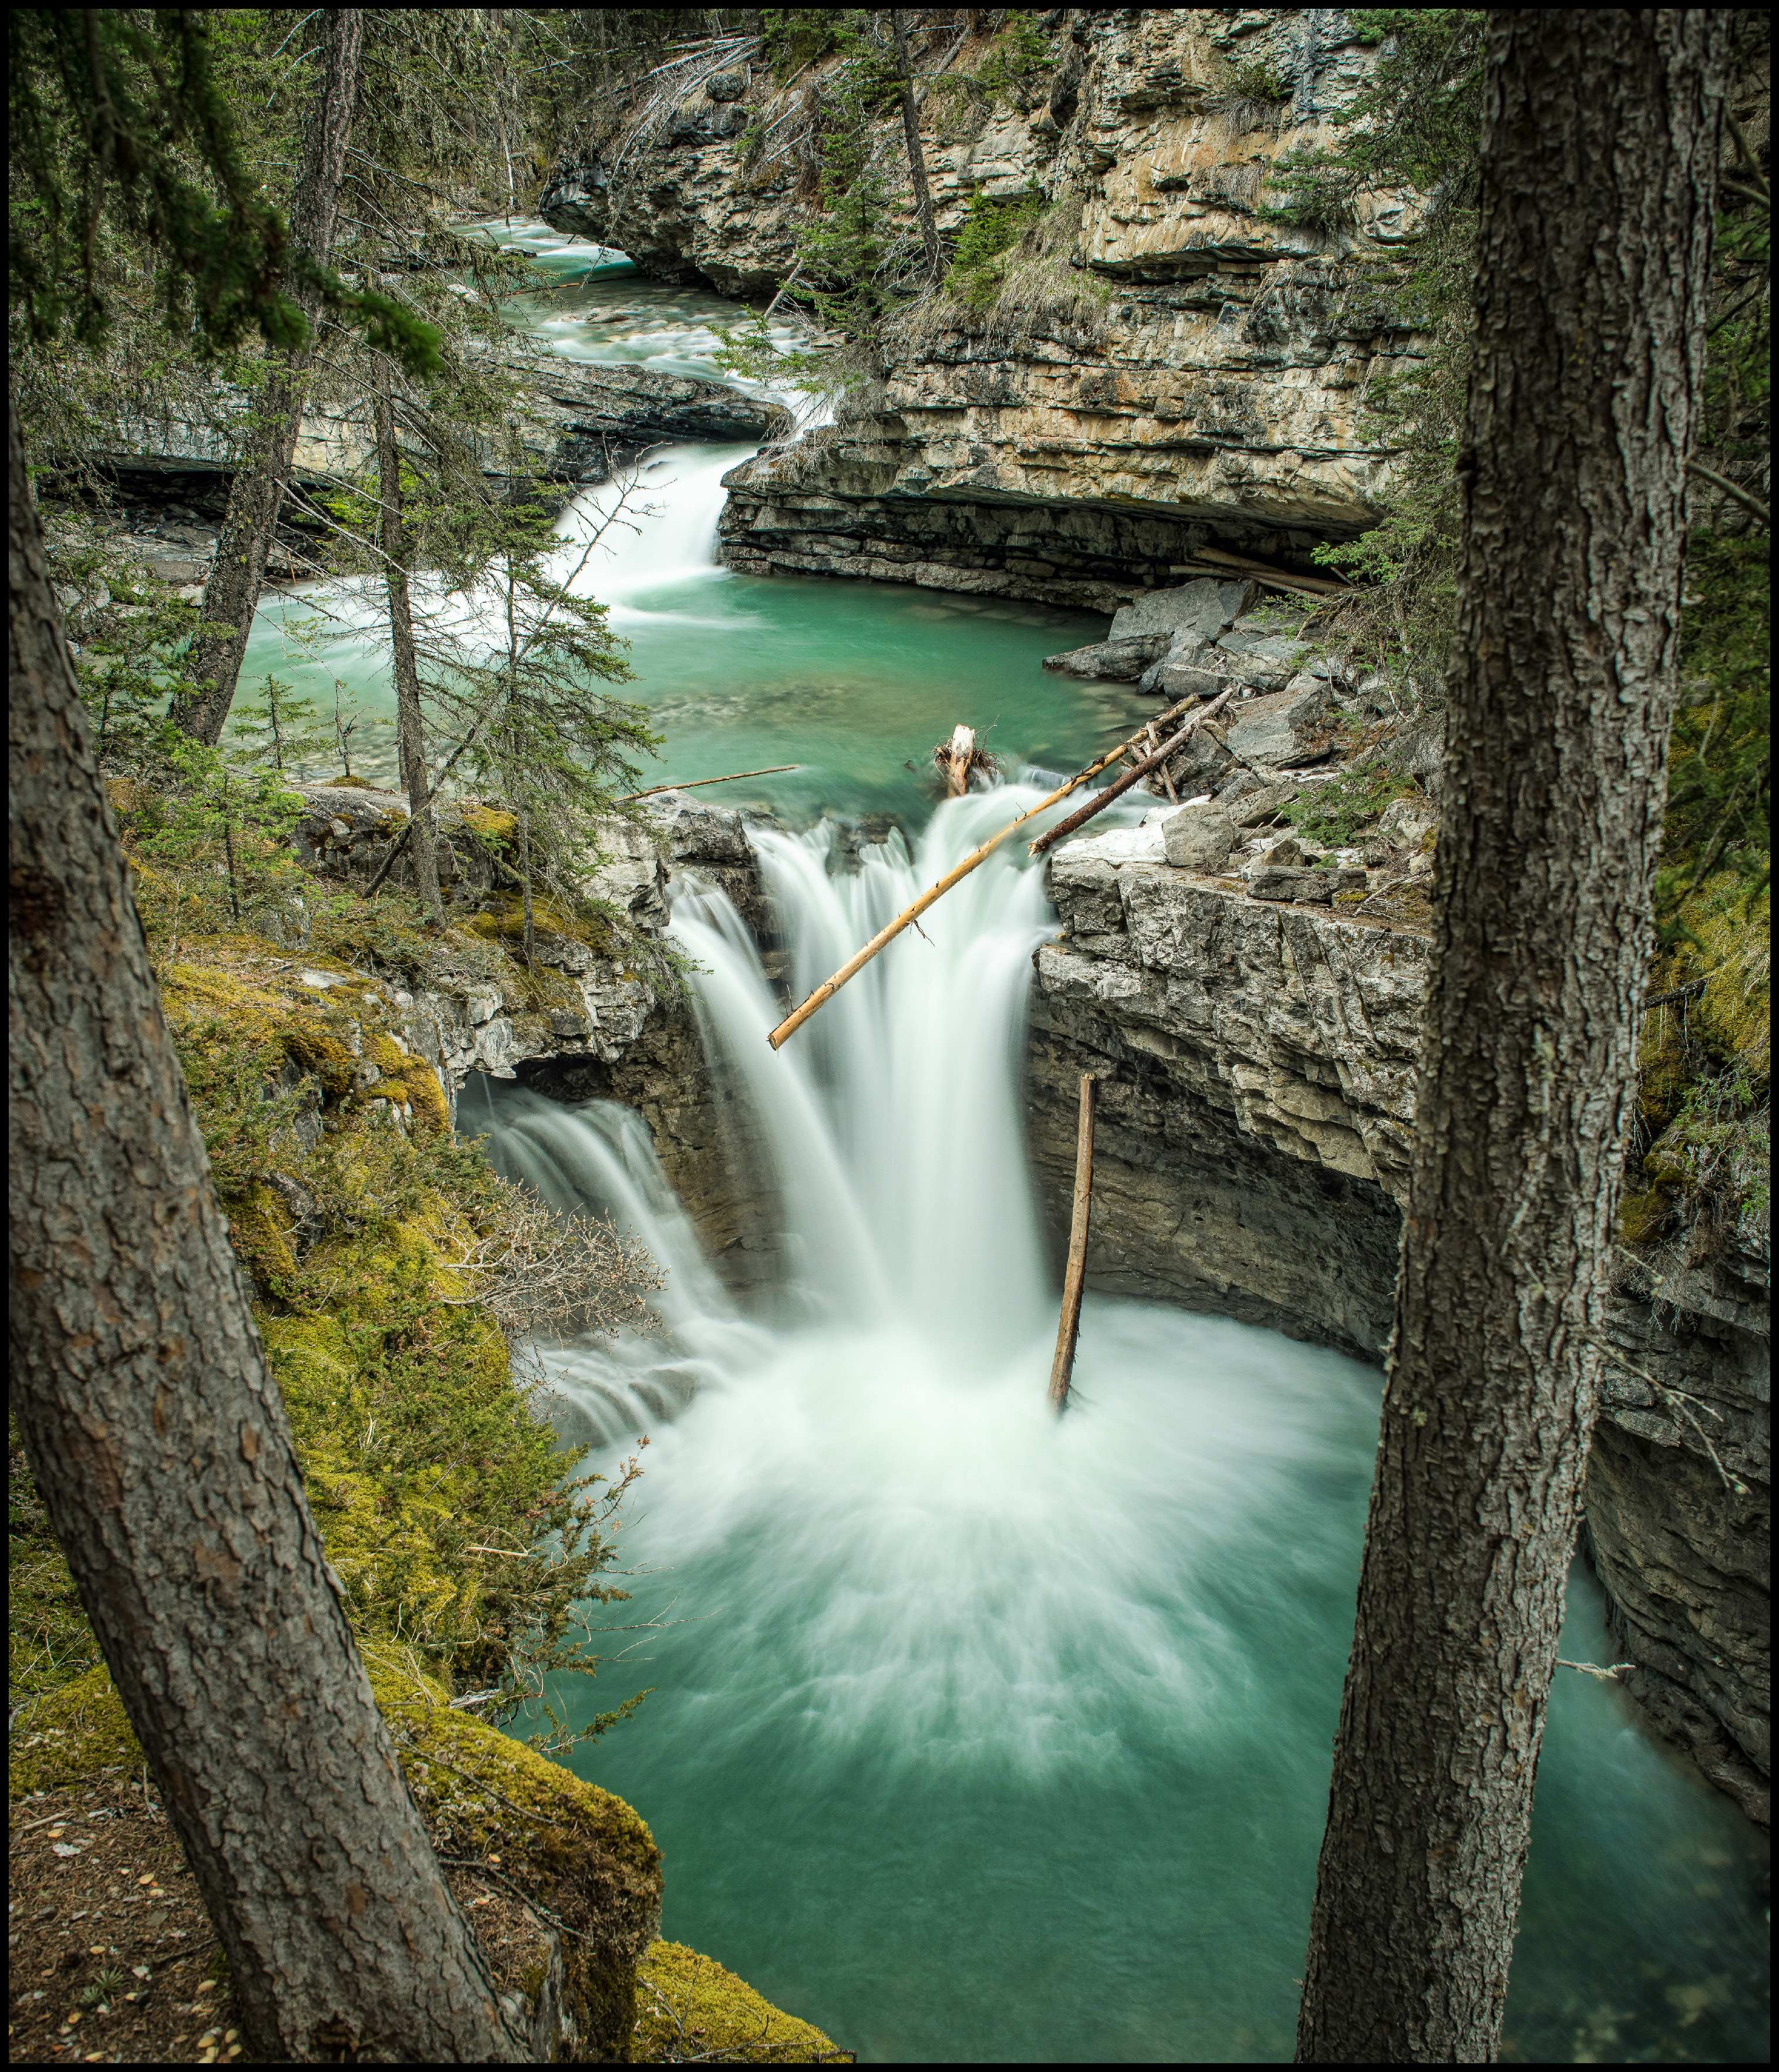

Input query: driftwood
[766,696,1205,1050]
[1167,545,1347,599]
[1027,688,1233,856]
[616,764,801,802]
[932,724,995,798]
[1144,723,1178,802]
[1047,1075,1097,1415]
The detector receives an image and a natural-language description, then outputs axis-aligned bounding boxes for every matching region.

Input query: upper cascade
[541,12,1430,608]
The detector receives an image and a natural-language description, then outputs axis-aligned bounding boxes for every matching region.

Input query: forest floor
[9,1774,551,2065]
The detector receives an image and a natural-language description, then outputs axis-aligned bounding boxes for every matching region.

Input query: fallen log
[1047,1074,1097,1415]
[765,695,1207,1050]
[616,764,801,802]
[1027,688,1233,857]
[1185,544,1349,596]
[1167,546,1346,599]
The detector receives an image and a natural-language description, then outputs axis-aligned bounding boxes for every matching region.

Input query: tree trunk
[174,9,364,745]
[9,403,524,2063]
[372,352,444,923]
[1294,13,1724,2064]
[891,10,943,282]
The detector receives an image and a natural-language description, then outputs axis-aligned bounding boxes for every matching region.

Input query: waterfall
[470,793,1063,1444]
[555,441,754,619]
[464,788,1388,1760]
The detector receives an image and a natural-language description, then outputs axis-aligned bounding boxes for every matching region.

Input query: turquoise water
[240,523,1136,825]
[516,1297,1767,2066]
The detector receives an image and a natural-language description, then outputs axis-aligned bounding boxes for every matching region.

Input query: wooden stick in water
[617,764,801,802]
[766,693,1206,1050]
[1047,1074,1097,1415]
[1027,687,1232,857]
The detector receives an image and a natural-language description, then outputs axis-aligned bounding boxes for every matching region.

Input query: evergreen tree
[1295,14,1727,2060]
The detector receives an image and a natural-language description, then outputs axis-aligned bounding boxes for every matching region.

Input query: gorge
[15,11,1768,2065]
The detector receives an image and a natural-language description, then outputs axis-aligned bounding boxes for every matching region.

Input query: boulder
[666,102,747,145]
[1162,802,1238,873]
[1222,775,1299,828]
[703,68,749,102]
[1042,636,1165,681]
[1247,866,1332,904]
[1110,577,1255,646]
[1222,681,1337,768]
[1374,794,1439,853]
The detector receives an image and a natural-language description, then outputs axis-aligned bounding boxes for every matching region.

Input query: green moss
[635,1942,846,2064]
[10,1664,141,1797]
[1282,757,1414,847]
[455,802,519,843]
[1630,876,1770,1248]
[379,1668,662,2060]
[9,1421,102,1716]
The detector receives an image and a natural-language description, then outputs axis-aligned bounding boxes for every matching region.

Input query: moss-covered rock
[10,1663,141,1797]
[635,1942,847,2064]
[375,1666,663,2061]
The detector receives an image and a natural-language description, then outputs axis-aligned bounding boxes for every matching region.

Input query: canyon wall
[1026,816,1770,1824]
[542,9,1426,609]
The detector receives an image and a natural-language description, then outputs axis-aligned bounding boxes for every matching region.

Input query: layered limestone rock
[543,12,1425,608]
[284,787,771,1274]
[78,360,786,555]
[1026,816,1770,1820]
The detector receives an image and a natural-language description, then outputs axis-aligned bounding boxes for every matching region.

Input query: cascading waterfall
[325,230,1762,2065]
[470,798,1386,1760]
[467,795,1767,2066]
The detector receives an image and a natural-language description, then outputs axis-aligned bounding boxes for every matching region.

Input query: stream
[268,226,1767,2063]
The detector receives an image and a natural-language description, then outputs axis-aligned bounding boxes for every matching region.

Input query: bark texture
[9,403,524,2063]
[174,9,363,744]
[1294,12,1724,2063]
[372,355,443,921]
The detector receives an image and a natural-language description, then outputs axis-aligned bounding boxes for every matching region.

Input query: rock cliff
[543,10,1424,609]
[1027,814,1770,1822]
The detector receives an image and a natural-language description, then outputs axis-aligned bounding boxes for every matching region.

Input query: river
[264,225,1770,2063]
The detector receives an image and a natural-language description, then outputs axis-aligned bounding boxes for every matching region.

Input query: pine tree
[1294,13,1727,2061]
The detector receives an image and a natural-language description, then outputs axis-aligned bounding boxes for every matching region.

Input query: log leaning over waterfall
[764,693,1208,1050]
[616,764,801,802]
[1027,687,1233,857]
[1047,1074,1097,1415]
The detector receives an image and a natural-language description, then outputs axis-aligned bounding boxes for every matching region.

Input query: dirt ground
[9,1771,553,2064]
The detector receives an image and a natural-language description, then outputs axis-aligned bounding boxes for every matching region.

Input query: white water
[469,801,1382,1764]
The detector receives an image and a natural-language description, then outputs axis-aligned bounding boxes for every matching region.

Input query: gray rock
[1110,577,1255,646]
[1257,835,1306,868]
[1042,636,1165,681]
[642,791,753,866]
[1246,866,1332,904]
[1226,778,1299,828]
[666,101,747,145]
[1139,635,1227,700]
[1222,682,1334,768]
[1374,795,1438,852]
[1161,802,1238,873]
[704,68,749,102]
[1381,711,1447,796]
